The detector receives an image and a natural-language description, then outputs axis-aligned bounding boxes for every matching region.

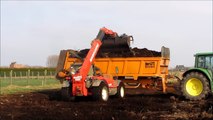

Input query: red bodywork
[71,27,117,96]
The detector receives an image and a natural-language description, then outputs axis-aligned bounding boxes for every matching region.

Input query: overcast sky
[1,1,212,67]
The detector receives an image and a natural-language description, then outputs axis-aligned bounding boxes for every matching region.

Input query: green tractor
[181,52,213,100]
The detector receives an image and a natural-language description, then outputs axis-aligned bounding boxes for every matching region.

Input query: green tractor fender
[183,68,213,93]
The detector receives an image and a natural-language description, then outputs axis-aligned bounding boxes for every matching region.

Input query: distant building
[10,62,28,68]
[175,65,186,71]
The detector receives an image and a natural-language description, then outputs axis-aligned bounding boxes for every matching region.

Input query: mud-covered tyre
[115,82,125,99]
[61,87,75,101]
[92,82,109,102]
[180,72,210,100]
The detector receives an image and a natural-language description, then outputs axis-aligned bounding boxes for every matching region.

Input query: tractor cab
[195,53,213,75]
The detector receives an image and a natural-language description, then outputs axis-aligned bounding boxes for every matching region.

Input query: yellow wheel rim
[186,78,203,96]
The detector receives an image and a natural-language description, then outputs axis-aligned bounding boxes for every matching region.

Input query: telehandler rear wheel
[181,72,210,100]
[115,82,125,99]
[92,82,109,102]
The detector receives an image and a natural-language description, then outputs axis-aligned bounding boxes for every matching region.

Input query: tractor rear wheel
[115,82,125,99]
[92,82,109,102]
[181,72,210,100]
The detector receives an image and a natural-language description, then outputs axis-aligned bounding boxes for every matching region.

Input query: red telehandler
[56,27,129,101]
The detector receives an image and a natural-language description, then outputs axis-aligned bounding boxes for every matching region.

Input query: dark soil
[0,89,212,120]
[70,47,161,58]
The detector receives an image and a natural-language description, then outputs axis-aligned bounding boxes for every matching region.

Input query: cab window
[197,55,213,70]
[197,56,205,68]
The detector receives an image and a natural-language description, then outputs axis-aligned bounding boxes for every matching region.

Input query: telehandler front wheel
[61,87,75,101]
[181,72,210,100]
[92,82,109,102]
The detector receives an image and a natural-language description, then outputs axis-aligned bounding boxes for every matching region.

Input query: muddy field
[0,89,212,120]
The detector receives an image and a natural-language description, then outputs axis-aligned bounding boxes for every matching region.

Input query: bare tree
[46,55,59,68]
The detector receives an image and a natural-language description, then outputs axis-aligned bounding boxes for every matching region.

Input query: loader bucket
[56,50,67,74]
[161,46,170,59]
[100,34,133,53]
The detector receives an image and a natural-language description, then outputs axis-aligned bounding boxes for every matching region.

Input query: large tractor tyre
[92,82,109,102]
[180,72,210,100]
[115,82,125,99]
[61,87,75,101]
